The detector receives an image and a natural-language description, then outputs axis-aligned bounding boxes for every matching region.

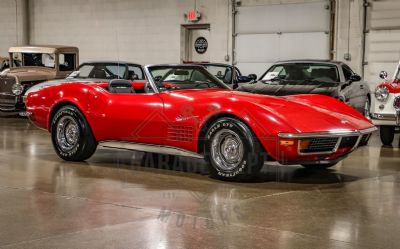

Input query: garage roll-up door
[234,1,331,76]
[365,0,400,86]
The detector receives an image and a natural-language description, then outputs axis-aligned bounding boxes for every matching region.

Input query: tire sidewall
[380,125,395,145]
[51,106,87,159]
[205,118,262,179]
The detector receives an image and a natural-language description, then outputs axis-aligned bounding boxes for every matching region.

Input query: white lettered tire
[204,117,265,181]
[51,105,97,161]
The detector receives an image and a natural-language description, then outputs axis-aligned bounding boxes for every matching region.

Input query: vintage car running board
[99,141,204,159]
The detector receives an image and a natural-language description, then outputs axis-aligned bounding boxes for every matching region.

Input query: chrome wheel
[210,129,244,171]
[56,116,80,152]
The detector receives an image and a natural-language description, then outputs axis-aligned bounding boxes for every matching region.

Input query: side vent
[167,125,193,142]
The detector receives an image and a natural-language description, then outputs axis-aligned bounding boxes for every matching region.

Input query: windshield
[201,64,233,83]
[148,65,228,92]
[12,52,55,68]
[68,63,144,80]
[261,63,340,83]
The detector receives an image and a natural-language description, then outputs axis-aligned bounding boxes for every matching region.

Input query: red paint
[377,81,400,93]
[26,82,375,164]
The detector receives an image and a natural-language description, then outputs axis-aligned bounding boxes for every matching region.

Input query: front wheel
[380,126,395,146]
[51,105,97,161]
[301,163,337,170]
[204,117,265,181]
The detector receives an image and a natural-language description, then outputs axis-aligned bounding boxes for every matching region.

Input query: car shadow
[81,149,359,185]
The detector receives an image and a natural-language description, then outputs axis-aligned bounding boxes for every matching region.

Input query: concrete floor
[0,117,399,249]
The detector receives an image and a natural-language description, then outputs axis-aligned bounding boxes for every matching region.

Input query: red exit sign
[187,9,201,22]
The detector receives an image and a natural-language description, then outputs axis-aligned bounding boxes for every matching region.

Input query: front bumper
[276,127,377,165]
[371,112,400,126]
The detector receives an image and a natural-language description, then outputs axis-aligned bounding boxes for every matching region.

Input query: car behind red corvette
[25,64,376,181]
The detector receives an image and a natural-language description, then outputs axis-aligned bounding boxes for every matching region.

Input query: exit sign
[186,9,201,22]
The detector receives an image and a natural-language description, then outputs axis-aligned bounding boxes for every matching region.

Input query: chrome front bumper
[371,112,400,126]
[278,127,377,155]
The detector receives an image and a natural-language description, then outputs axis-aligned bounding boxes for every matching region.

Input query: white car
[370,61,400,145]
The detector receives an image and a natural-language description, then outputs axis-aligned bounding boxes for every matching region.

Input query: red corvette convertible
[25,64,376,180]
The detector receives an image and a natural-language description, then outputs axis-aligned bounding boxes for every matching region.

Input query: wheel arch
[196,112,267,155]
[48,101,86,132]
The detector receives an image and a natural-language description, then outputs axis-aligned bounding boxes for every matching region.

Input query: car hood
[2,67,56,82]
[170,89,372,133]
[237,80,340,97]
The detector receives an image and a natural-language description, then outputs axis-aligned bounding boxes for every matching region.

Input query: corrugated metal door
[365,0,400,86]
[234,1,331,76]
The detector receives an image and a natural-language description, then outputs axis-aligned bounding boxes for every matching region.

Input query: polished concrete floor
[0,116,399,249]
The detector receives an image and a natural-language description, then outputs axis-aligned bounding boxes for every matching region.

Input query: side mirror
[248,74,257,81]
[379,71,388,80]
[349,74,361,82]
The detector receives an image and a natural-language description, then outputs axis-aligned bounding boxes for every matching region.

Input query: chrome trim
[143,65,160,94]
[372,113,400,125]
[99,141,204,159]
[394,96,400,111]
[278,127,377,139]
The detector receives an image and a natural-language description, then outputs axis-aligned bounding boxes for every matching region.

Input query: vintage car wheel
[380,126,395,146]
[51,105,97,161]
[301,163,337,169]
[204,117,264,181]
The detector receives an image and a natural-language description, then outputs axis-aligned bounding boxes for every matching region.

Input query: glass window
[342,64,354,81]
[261,63,339,82]
[149,66,227,92]
[262,66,286,80]
[59,54,76,71]
[11,52,55,68]
[128,65,144,80]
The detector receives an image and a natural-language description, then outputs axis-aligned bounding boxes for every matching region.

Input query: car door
[340,64,366,112]
[100,91,167,145]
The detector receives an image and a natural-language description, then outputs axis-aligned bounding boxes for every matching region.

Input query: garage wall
[0,0,28,56]
[365,0,400,86]
[235,0,331,76]
[30,0,231,65]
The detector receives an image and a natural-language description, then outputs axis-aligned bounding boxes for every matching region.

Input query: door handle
[360,85,364,89]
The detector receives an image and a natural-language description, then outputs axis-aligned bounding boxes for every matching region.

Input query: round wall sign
[194,37,208,54]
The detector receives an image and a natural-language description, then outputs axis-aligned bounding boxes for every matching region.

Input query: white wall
[30,0,232,65]
[0,0,28,56]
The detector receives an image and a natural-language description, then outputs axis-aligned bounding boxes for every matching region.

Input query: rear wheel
[51,105,97,161]
[204,117,264,181]
[301,163,337,170]
[380,126,395,146]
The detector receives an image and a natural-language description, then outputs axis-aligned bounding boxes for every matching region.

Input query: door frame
[180,24,211,63]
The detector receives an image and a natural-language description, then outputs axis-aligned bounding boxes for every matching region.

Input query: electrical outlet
[344,53,351,61]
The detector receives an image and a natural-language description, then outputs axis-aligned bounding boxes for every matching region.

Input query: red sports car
[25,64,376,181]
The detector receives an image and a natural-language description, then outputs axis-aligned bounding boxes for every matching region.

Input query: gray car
[237,60,370,116]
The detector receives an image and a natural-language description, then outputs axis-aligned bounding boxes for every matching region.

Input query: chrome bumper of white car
[371,112,400,126]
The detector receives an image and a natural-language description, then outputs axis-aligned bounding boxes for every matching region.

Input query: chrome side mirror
[379,71,388,80]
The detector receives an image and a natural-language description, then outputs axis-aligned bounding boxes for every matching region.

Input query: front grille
[0,76,15,93]
[300,137,339,153]
[359,134,370,146]
[339,136,359,148]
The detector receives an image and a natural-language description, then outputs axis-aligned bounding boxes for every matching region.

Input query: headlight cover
[11,83,23,96]
[375,86,389,102]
